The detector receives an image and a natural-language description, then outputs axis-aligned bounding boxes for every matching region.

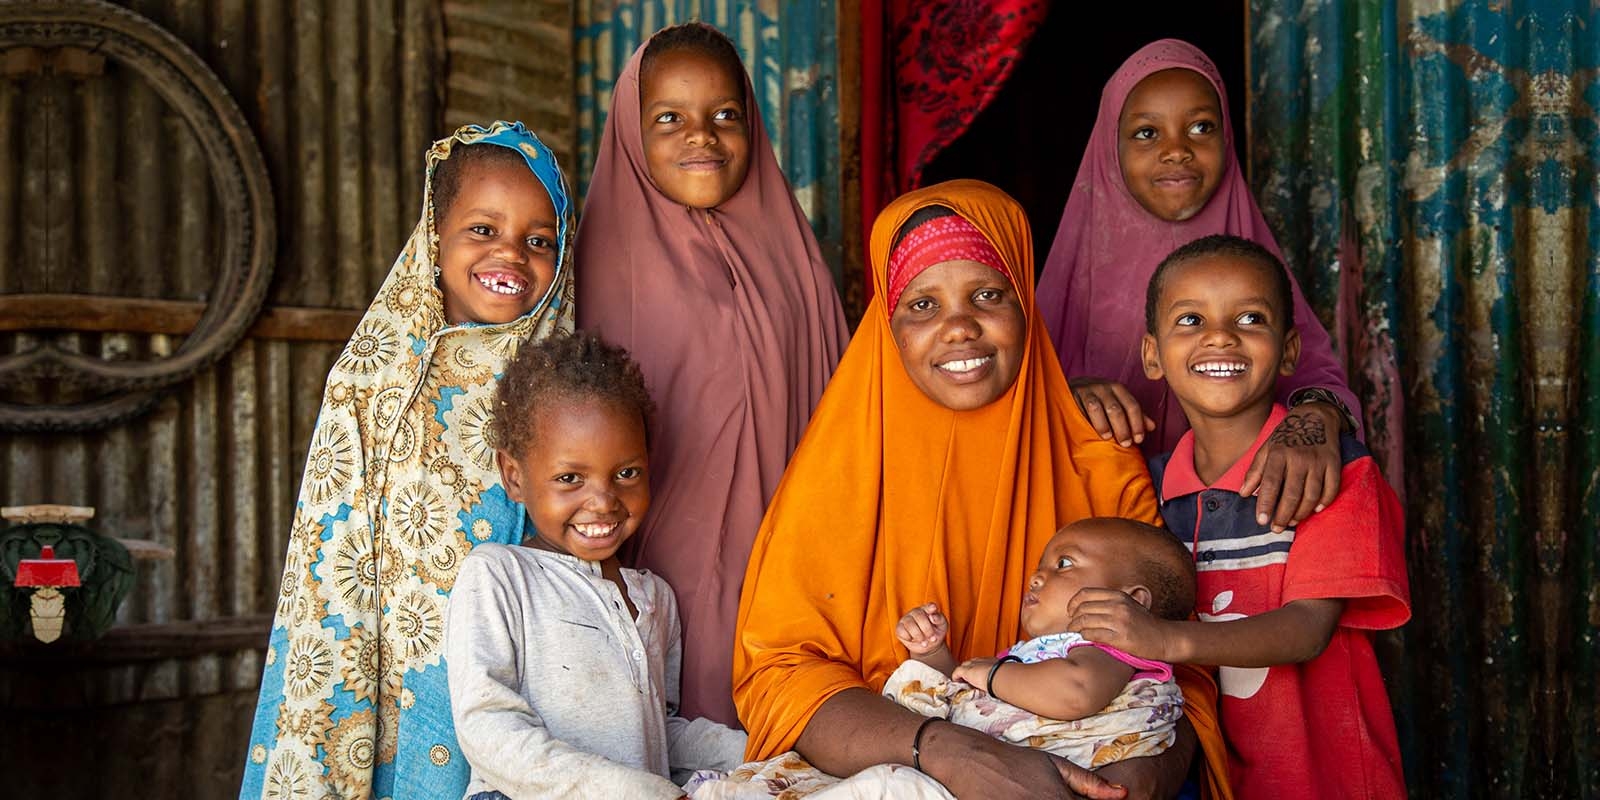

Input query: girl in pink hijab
[575,22,849,728]
[1037,39,1361,534]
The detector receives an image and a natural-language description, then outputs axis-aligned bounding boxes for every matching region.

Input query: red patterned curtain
[859,0,1048,300]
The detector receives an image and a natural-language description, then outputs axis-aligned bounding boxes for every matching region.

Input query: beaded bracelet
[986,655,1022,702]
[911,715,943,772]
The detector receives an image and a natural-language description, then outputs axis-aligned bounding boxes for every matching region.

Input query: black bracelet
[985,655,1022,702]
[1288,386,1358,434]
[911,715,943,772]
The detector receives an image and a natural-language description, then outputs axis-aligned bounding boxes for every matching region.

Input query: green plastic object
[0,521,135,641]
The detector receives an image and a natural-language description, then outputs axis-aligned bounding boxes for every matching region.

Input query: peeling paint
[1404,149,1451,201]
[1408,236,1449,416]
[1249,1,1599,794]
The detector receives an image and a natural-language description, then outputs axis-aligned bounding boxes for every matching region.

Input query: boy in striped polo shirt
[1064,234,1410,799]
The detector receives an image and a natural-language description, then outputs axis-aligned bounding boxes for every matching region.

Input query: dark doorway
[922,2,1248,272]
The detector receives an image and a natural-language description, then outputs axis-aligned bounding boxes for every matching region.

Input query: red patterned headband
[885,215,1011,311]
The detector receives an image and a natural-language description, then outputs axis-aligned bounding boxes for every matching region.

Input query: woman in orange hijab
[731,180,1229,798]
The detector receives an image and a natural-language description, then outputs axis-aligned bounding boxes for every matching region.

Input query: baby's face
[1117,68,1226,222]
[436,159,558,325]
[1020,523,1137,639]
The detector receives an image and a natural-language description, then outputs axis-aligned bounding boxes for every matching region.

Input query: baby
[888,517,1195,769]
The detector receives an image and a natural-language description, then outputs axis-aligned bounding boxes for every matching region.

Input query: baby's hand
[952,656,998,688]
[896,603,950,657]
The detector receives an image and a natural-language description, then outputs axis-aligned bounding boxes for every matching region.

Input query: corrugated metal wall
[573,0,845,283]
[443,1,576,166]
[0,0,571,796]
[1249,1,1598,796]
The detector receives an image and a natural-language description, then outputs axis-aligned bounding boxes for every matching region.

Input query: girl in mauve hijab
[1037,39,1361,536]
[575,22,849,729]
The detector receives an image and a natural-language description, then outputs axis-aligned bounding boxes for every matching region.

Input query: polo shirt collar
[1160,404,1289,501]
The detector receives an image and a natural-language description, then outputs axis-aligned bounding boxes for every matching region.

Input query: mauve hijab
[1036,39,1359,455]
[575,35,848,727]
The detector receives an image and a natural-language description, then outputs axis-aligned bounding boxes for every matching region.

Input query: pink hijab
[1036,39,1359,455]
[575,38,848,727]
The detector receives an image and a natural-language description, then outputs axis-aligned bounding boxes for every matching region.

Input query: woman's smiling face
[890,259,1026,411]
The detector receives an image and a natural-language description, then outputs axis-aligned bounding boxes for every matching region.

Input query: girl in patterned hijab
[239,121,575,800]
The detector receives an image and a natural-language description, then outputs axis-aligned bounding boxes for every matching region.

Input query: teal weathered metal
[1250,1,1598,795]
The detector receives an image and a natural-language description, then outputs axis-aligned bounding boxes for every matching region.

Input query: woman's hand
[796,689,1124,799]
[921,721,1128,800]
[1064,588,1172,662]
[1069,378,1154,448]
[1092,716,1197,800]
[1238,401,1344,532]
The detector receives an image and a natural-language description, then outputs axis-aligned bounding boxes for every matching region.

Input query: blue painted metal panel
[1250,1,1599,796]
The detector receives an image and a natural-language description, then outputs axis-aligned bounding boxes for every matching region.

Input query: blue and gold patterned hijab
[240,122,573,800]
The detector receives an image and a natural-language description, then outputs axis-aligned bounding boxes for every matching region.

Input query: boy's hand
[1065,588,1171,662]
[1069,378,1155,448]
[1238,402,1343,533]
[896,602,950,657]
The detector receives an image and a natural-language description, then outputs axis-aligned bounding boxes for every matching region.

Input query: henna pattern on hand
[1270,414,1328,448]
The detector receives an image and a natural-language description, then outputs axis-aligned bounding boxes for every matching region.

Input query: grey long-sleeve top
[445,544,747,799]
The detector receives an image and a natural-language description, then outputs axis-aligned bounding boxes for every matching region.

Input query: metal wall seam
[0,0,441,700]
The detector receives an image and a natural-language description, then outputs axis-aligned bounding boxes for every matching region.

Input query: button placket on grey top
[583,559,650,693]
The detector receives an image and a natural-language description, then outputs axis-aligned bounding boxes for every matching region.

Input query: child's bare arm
[1167,598,1343,666]
[895,603,957,675]
[953,648,1135,720]
[1066,587,1344,666]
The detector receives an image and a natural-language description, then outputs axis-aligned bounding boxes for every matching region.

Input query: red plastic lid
[14,544,82,587]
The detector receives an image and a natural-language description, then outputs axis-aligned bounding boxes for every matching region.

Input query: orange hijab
[735,179,1157,751]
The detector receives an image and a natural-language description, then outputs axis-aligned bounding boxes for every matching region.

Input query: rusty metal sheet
[1250,2,1599,796]
[0,0,564,795]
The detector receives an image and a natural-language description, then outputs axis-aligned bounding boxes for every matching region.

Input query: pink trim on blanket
[1067,640,1173,682]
